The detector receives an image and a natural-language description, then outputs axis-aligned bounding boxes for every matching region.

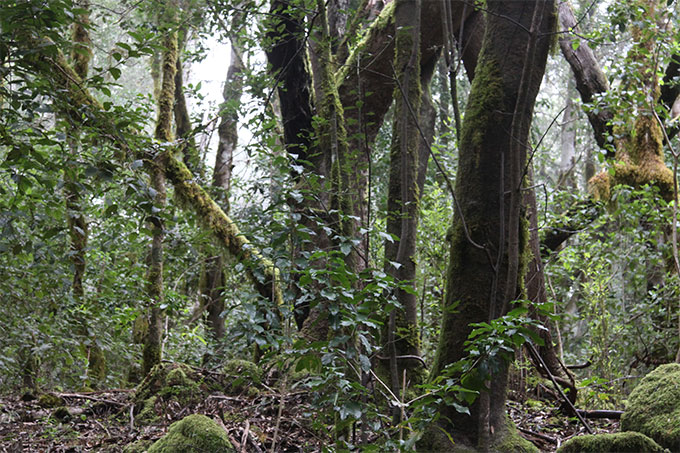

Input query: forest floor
[0,379,619,452]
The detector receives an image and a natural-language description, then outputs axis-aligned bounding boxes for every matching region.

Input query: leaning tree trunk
[142,10,177,375]
[427,1,555,450]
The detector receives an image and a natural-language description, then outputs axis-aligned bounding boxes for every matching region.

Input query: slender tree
[142,4,178,374]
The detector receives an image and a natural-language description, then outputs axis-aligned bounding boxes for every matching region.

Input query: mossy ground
[620,363,680,450]
[556,432,666,453]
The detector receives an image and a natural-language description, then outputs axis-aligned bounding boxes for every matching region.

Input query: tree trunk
[427,1,555,449]
[142,12,177,375]
[558,80,577,189]
[65,1,106,387]
[382,0,423,397]
[558,1,613,153]
[199,15,246,350]
[173,26,202,178]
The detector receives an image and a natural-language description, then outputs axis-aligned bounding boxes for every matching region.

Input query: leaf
[295,354,321,372]
[109,66,121,80]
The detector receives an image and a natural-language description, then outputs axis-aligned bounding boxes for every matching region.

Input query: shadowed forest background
[2,0,680,451]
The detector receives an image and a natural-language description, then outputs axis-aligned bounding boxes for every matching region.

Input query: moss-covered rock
[51,406,71,422]
[38,392,65,408]
[133,363,202,425]
[122,439,153,453]
[223,359,262,394]
[556,432,667,453]
[147,414,234,452]
[620,363,680,451]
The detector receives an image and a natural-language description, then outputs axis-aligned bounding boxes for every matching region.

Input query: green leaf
[109,67,121,80]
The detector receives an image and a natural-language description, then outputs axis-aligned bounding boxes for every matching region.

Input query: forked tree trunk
[426,1,555,450]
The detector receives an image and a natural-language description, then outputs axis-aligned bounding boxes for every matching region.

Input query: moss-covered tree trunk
[381,0,425,393]
[428,1,555,450]
[173,26,202,178]
[590,0,673,201]
[64,1,106,387]
[143,9,178,375]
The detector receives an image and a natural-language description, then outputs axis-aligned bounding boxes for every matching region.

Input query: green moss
[336,1,396,84]
[52,406,71,422]
[556,432,666,453]
[620,363,680,450]
[588,170,611,200]
[223,359,262,394]
[460,50,504,153]
[137,395,159,424]
[148,414,234,452]
[38,392,65,408]
[123,439,154,453]
[490,415,538,453]
[134,363,204,425]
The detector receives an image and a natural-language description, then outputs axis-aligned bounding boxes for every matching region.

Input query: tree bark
[427,1,555,449]
[65,1,107,387]
[382,0,423,395]
[198,12,246,347]
[143,10,177,375]
[558,1,613,153]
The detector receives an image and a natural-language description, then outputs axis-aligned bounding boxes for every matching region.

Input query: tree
[427,1,556,449]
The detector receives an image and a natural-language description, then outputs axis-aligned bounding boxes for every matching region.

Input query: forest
[2,0,680,451]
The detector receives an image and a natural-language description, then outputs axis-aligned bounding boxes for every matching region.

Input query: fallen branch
[576,409,623,420]
[518,427,557,444]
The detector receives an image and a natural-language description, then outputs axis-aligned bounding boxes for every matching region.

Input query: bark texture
[588,0,673,201]
[427,1,555,449]
[382,0,423,393]
[143,13,177,375]
[558,1,613,153]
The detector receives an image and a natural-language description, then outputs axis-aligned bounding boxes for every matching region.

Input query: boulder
[621,363,680,450]
[148,414,234,452]
[556,432,666,453]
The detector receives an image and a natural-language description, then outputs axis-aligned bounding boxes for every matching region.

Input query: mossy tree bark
[429,1,555,449]
[173,25,202,178]
[590,0,673,201]
[381,0,426,394]
[143,7,178,375]
[64,1,106,387]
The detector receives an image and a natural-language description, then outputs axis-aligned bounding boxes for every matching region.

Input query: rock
[147,414,234,452]
[556,432,667,453]
[133,363,202,425]
[621,363,680,450]
[223,359,262,394]
[52,406,71,422]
